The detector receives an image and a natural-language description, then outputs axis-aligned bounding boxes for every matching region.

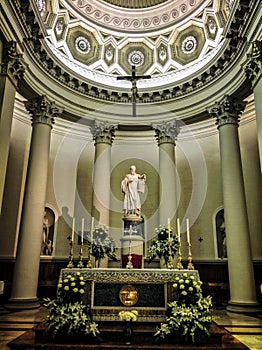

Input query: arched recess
[40,204,59,257]
[213,206,227,259]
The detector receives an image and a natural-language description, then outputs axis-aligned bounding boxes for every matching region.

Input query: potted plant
[91,225,119,267]
[44,272,100,341]
[155,273,213,344]
[147,225,179,267]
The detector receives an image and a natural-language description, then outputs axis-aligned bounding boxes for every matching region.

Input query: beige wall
[1,96,261,261]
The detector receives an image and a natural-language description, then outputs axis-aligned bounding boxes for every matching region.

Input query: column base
[226,300,262,314]
[5,297,40,310]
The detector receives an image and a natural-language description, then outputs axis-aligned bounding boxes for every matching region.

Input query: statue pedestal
[121,215,144,268]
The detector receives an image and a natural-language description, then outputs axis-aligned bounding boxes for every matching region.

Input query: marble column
[7,96,61,309]
[0,41,25,214]
[154,121,180,227]
[244,41,262,172]
[209,95,260,313]
[91,120,116,227]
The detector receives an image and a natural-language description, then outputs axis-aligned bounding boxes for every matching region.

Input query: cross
[117,65,151,117]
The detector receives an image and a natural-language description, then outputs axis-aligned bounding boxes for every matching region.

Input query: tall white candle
[81,218,84,244]
[71,217,75,243]
[90,217,94,243]
[168,218,171,240]
[177,218,180,243]
[186,218,190,244]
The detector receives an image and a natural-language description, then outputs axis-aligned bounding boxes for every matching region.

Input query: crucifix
[117,65,151,117]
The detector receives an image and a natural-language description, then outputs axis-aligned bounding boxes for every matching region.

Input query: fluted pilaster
[7,96,61,309]
[153,121,180,228]
[209,95,260,313]
[0,41,26,214]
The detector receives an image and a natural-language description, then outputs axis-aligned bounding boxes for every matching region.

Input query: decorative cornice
[244,41,262,89]
[153,120,180,145]
[24,95,62,127]
[91,120,117,145]
[208,95,247,128]
[0,41,26,88]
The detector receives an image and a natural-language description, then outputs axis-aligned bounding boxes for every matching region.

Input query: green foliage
[44,272,100,339]
[91,225,118,267]
[155,273,213,344]
[44,299,100,339]
[147,225,179,266]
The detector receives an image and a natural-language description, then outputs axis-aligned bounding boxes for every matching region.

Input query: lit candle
[186,218,190,244]
[71,217,75,243]
[81,218,84,244]
[177,218,180,243]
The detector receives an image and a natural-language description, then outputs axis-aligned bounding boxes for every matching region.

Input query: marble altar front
[60,268,200,322]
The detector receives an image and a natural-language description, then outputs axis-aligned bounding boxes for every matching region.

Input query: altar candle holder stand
[187,242,194,270]
[167,238,174,269]
[176,238,184,270]
[67,238,74,268]
[77,241,84,268]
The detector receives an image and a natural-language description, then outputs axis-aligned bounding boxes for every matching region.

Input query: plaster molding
[25,95,62,127]
[91,120,117,145]
[0,41,26,87]
[208,95,247,128]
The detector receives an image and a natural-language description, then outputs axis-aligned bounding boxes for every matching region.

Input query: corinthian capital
[244,41,262,88]
[25,95,62,127]
[1,41,26,87]
[153,120,180,146]
[208,95,246,128]
[91,120,117,145]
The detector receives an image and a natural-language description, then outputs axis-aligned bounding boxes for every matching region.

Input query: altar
[60,268,200,322]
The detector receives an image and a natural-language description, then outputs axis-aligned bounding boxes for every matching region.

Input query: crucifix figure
[117,65,151,117]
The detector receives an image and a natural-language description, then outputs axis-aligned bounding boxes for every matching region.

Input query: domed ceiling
[35,0,234,94]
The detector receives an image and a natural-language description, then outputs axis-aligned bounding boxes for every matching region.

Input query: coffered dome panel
[172,25,206,65]
[66,27,101,65]
[119,42,154,74]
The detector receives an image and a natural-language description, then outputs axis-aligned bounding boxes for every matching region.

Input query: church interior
[0,0,262,349]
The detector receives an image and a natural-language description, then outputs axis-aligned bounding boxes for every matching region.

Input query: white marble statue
[121,165,146,216]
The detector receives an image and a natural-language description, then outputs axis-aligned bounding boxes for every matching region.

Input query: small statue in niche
[41,211,53,255]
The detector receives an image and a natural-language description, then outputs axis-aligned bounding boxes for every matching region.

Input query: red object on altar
[121,254,142,268]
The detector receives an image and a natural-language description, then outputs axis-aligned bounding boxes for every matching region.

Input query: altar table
[60,268,200,322]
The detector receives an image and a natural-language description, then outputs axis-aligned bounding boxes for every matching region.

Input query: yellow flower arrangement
[119,310,138,322]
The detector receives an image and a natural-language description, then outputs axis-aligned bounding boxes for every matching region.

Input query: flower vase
[123,321,133,345]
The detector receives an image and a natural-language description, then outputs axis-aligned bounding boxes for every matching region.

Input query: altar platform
[60,268,200,322]
[7,321,249,350]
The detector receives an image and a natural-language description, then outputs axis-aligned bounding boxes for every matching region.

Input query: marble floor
[0,306,262,350]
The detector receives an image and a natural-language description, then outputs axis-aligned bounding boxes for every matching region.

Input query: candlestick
[86,217,93,269]
[187,241,194,270]
[67,217,75,268]
[126,225,133,269]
